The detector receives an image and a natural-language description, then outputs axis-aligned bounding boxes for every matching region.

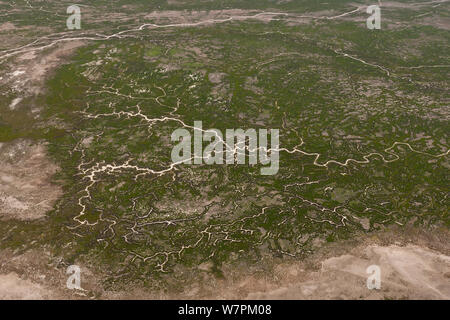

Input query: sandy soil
[0,139,61,220]
[0,248,99,300]
[0,273,53,300]
[2,226,446,300]
[1,40,85,115]
[246,244,450,299]
[167,226,450,300]
[0,22,16,32]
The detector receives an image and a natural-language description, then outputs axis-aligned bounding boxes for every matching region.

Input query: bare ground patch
[247,244,449,299]
[0,273,52,300]
[165,226,450,300]
[0,248,101,300]
[1,40,85,115]
[0,139,61,221]
[0,225,448,299]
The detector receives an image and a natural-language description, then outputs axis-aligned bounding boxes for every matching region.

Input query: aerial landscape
[0,0,449,301]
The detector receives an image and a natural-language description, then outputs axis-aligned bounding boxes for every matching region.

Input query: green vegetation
[0,0,448,289]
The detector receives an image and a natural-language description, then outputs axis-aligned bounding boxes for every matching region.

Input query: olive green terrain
[0,0,448,290]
